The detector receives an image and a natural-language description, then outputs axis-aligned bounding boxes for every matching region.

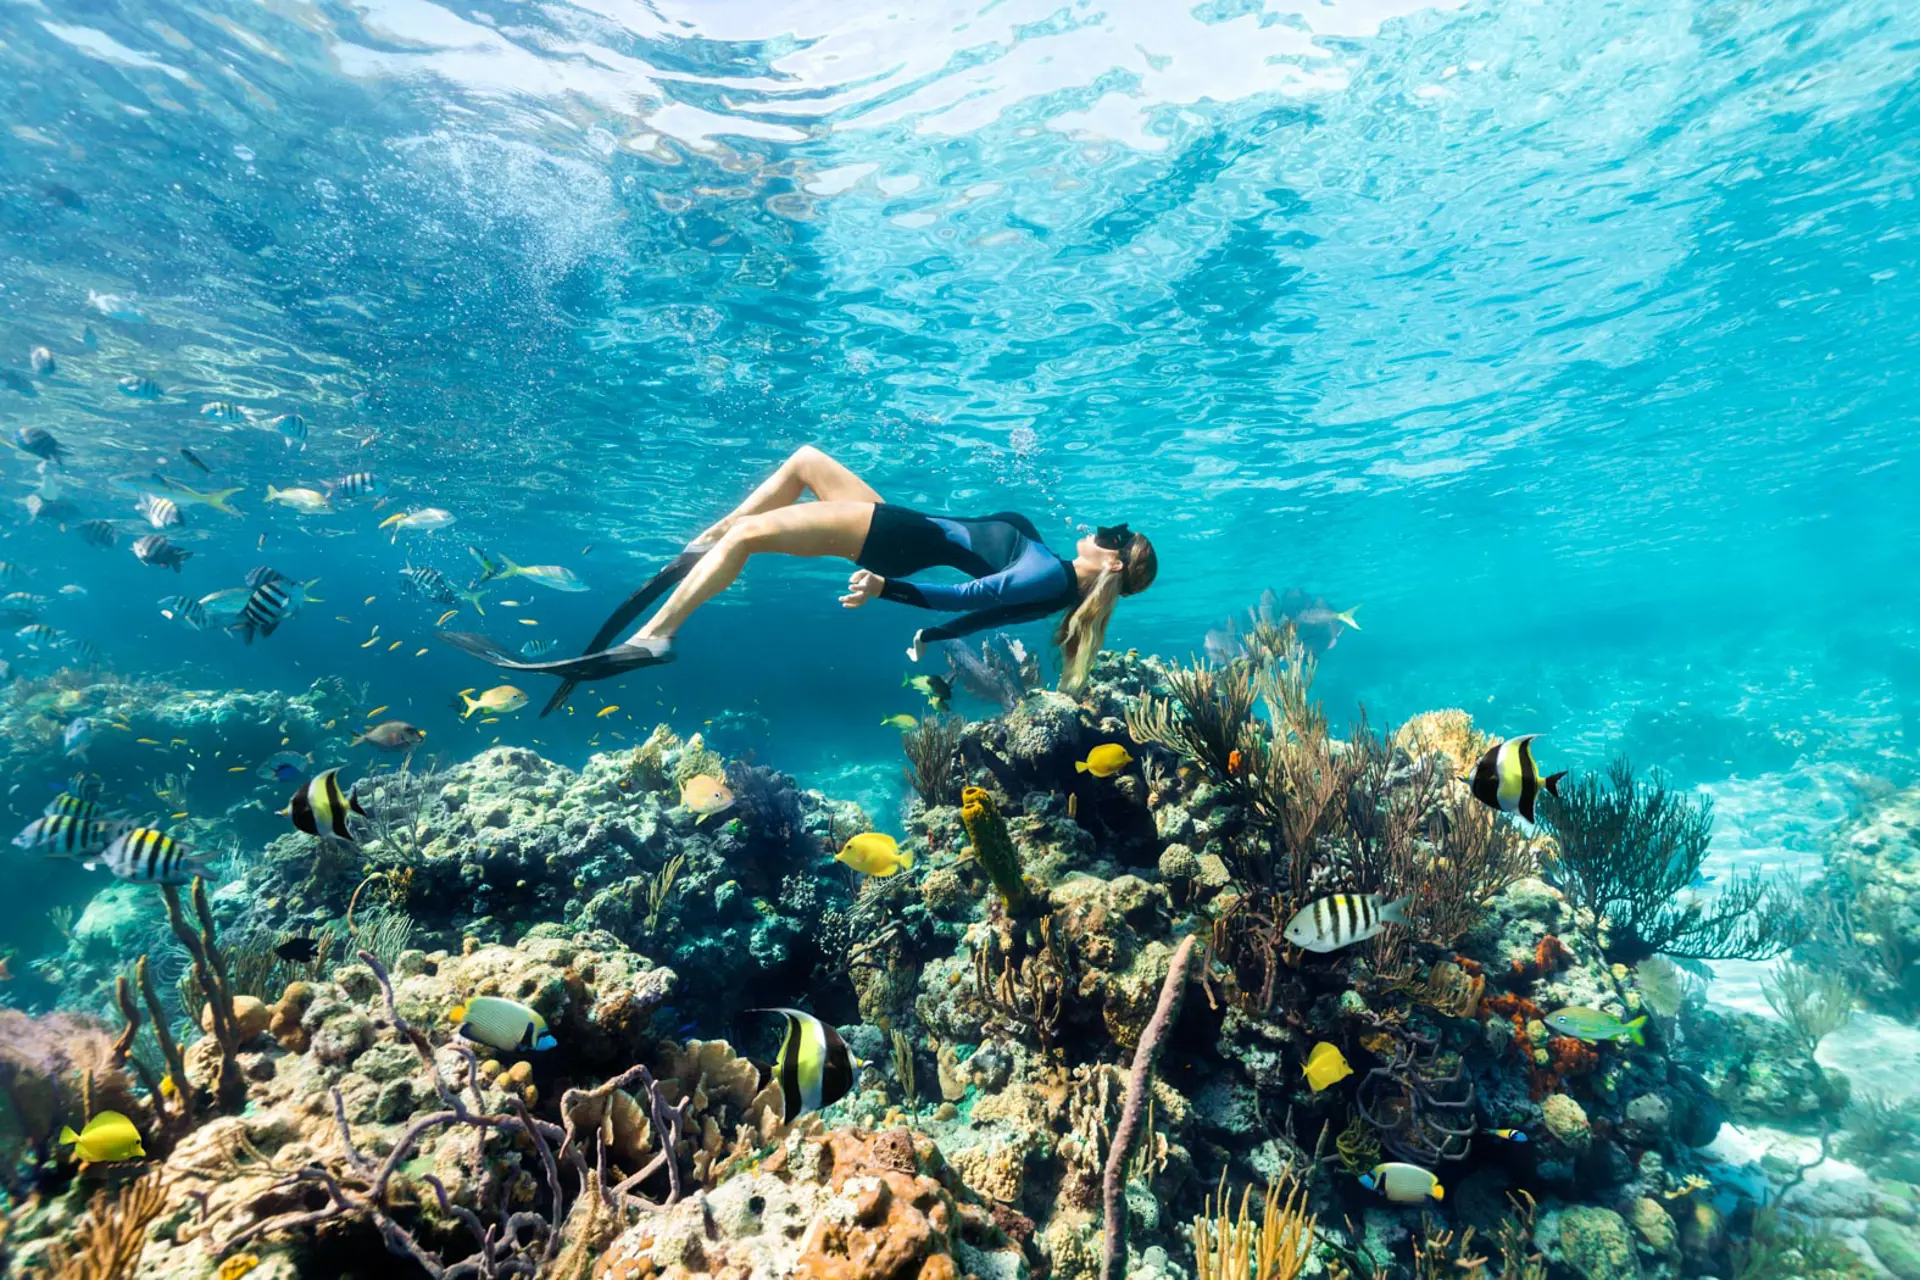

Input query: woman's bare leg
[692,445,882,546]
[635,501,875,641]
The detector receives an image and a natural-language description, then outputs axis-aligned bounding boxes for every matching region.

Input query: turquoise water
[1,0,1915,836]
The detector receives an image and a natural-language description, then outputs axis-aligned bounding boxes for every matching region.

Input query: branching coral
[970,915,1069,1052]
[1539,757,1804,963]
[903,714,967,807]
[1192,1175,1314,1280]
[1124,659,1256,787]
[1762,961,1854,1061]
[161,879,244,1113]
[1355,1032,1476,1164]
[223,950,646,1276]
[946,634,1044,710]
[33,1173,169,1280]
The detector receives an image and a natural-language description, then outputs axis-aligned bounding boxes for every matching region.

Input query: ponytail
[1054,530,1157,693]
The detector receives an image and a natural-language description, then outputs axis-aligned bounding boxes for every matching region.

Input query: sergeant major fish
[199,401,250,424]
[14,815,118,858]
[1281,892,1411,954]
[118,376,163,399]
[91,827,211,885]
[157,595,208,630]
[131,535,192,572]
[136,493,182,529]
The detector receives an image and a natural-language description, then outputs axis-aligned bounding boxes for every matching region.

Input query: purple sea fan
[724,760,804,849]
[946,633,1044,710]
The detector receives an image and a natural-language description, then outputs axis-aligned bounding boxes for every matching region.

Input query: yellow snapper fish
[1466,734,1566,823]
[60,1110,145,1163]
[1360,1162,1443,1204]
[468,547,587,593]
[1281,892,1410,954]
[265,485,332,514]
[679,774,734,822]
[378,507,456,540]
[1076,744,1134,777]
[835,832,915,878]
[459,686,527,719]
[449,995,556,1052]
[1301,1041,1353,1092]
[879,714,918,731]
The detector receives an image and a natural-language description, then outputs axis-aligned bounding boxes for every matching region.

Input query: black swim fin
[438,633,675,679]
[539,548,703,717]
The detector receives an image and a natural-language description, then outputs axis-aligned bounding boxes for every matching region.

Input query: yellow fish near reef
[879,714,918,731]
[1301,1041,1352,1092]
[1361,1162,1443,1204]
[60,1110,145,1163]
[679,774,734,821]
[459,686,527,719]
[1075,743,1133,777]
[835,832,915,878]
[597,705,619,718]
[450,995,556,1052]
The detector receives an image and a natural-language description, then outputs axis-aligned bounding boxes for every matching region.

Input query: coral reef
[2,639,1800,1280]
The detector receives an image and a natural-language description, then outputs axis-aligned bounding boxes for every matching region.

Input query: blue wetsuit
[855,506,1079,644]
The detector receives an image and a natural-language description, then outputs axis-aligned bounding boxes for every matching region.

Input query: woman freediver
[439,445,1157,714]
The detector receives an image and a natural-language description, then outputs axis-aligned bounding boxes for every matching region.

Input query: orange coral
[1548,1036,1598,1080]
[1509,934,1573,982]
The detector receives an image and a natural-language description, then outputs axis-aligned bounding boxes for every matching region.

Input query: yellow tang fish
[835,832,915,879]
[1302,1041,1352,1092]
[60,1110,145,1163]
[1076,743,1134,777]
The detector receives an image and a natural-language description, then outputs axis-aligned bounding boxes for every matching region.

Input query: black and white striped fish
[92,827,211,884]
[229,568,317,643]
[14,426,64,464]
[158,595,208,630]
[754,1007,859,1120]
[269,413,307,450]
[399,564,485,614]
[0,561,19,586]
[118,375,163,399]
[327,471,386,502]
[14,814,118,857]
[55,635,102,666]
[200,401,248,423]
[45,792,113,822]
[16,623,59,646]
[136,493,182,529]
[131,535,192,572]
[1467,735,1566,824]
[1282,892,1410,954]
[76,520,118,548]
[520,639,556,658]
[280,767,367,843]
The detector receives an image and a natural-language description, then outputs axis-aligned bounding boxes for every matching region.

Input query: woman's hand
[841,570,885,608]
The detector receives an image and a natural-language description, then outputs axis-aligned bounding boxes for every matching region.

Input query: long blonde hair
[1055,531,1157,693]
